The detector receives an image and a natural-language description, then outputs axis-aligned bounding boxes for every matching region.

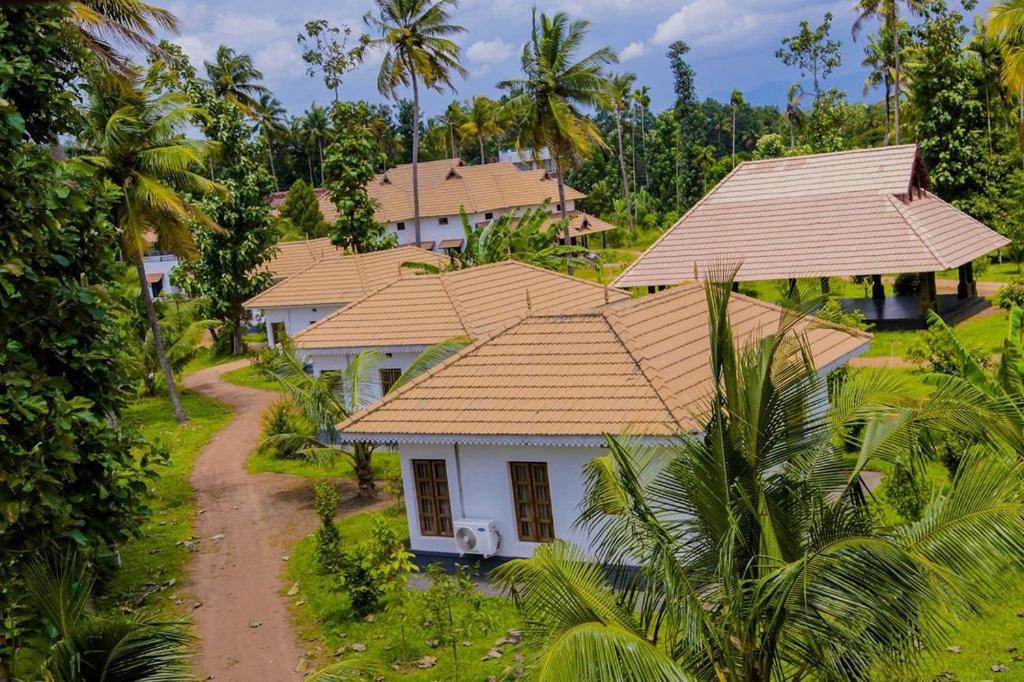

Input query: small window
[555,204,561,212]
[510,462,555,543]
[413,459,453,537]
[379,367,401,394]
[484,212,494,220]
[438,217,449,225]
[397,221,406,231]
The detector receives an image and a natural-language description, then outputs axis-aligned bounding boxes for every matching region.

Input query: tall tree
[362,0,467,246]
[853,0,926,145]
[968,15,1004,151]
[204,45,270,116]
[775,12,843,100]
[500,9,615,255]
[785,82,807,147]
[443,99,467,157]
[297,19,358,101]
[1,6,157,677]
[633,85,651,186]
[667,41,704,209]
[254,92,287,189]
[278,179,326,238]
[862,29,894,144]
[607,72,637,232]
[459,95,503,164]
[493,272,1024,682]
[302,104,331,186]
[730,88,744,167]
[76,73,223,423]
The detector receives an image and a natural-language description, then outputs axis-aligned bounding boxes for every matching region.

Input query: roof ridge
[887,194,947,270]
[613,163,746,288]
[601,310,694,431]
[499,259,631,301]
[244,254,326,307]
[736,143,919,168]
[335,319,518,433]
[291,275,415,343]
[437,269,476,337]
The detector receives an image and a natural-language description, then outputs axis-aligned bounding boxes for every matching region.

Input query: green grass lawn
[100,390,232,615]
[221,363,283,392]
[248,447,400,480]
[939,258,1023,283]
[182,347,239,374]
[862,306,1009,359]
[286,506,524,679]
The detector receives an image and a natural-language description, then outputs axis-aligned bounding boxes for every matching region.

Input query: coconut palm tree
[729,88,743,167]
[459,96,504,164]
[204,45,270,117]
[853,0,926,146]
[861,33,893,144]
[302,104,331,186]
[23,552,192,681]
[633,85,651,187]
[74,74,224,423]
[254,93,287,190]
[606,73,636,233]
[988,0,1024,160]
[494,272,1024,681]
[968,16,1004,151]
[785,83,806,148]
[261,340,469,495]
[443,99,467,158]
[499,9,615,260]
[362,0,467,246]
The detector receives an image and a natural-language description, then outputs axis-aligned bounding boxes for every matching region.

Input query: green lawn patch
[939,259,1023,283]
[248,448,400,480]
[286,506,524,679]
[101,390,232,615]
[182,347,240,374]
[924,587,1024,681]
[862,307,1009,359]
[221,363,283,392]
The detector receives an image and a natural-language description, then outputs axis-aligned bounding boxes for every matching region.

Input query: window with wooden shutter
[379,367,401,394]
[509,462,555,542]
[412,459,453,537]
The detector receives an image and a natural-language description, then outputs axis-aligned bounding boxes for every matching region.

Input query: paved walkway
[182,360,383,680]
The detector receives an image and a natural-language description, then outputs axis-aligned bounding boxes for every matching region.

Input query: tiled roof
[540,211,618,238]
[261,237,338,279]
[293,260,631,349]
[336,284,870,440]
[614,145,1008,287]
[244,245,448,309]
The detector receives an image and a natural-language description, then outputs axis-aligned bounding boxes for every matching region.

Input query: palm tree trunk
[411,70,422,245]
[893,15,901,146]
[354,443,376,496]
[134,253,187,423]
[449,123,457,158]
[265,132,278,191]
[553,154,573,276]
[318,140,324,186]
[883,75,891,146]
[789,118,795,148]
[641,103,649,187]
[479,136,485,165]
[631,106,637,194]
[615,110,634,233]
[307,154,314,184]
[731,107,737,167]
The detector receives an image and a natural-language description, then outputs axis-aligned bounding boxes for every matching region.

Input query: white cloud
[466,39,516,64]
[619,41,649,62]
[651,0,841,51]
[173,35,216,68]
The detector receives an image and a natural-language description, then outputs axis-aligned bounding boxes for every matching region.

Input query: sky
[159,0,974,121]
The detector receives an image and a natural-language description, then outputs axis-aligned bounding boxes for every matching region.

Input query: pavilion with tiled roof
[613,145,1008,326]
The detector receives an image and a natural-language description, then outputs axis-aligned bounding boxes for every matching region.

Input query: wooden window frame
[378,367,401,395]
[412,459,453,537]
[509,462,555,543]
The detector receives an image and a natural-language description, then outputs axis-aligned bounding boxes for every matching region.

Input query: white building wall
[384,201,576,252]
[142,253,181,296]
[305,348,421,403]
[397,443,606,559]
[262,304,344,345]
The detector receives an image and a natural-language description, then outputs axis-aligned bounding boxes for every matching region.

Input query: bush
[907,324,989,375]
[258,399,313,458]
[336,517,415,617]
[892,273,920,296]
[815,299,869,330]
[996,277,1024,310]
[883,461,928,522]
[313,481,342,574]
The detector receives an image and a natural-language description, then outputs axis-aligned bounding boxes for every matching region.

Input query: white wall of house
[261,304,344,346]
[384,201,576,252]
[304,347,423,403]
[142,253,180,296]
[396,442,605,560]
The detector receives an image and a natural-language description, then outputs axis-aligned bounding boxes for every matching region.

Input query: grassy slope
[101,390,232,614]
[287,506,523,680]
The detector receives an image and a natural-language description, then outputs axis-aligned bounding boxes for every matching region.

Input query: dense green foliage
[0,5,157,674]
[278,178,326,238]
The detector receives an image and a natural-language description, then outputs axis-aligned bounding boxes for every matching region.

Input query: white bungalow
[291,260,631,401]
[335,285,870,563]
[242,245,447,346]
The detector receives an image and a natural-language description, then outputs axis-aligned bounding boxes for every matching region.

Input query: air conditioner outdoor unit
[453,519,501,558]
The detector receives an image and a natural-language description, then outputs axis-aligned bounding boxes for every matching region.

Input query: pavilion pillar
[871,274,885,300]
[731,282,740,293]
[956,261,977,299]
[819,277,830,294]
[920,271,939,316]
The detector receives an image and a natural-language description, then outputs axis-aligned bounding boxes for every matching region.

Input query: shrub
[996,277,1024,310]
[907,323,989,374]
[892,273,920,296]
[258,399,313,458]
[883,461,928,522]
[815,299,869,330]
[313,481,342,574]
[336,517,415,617]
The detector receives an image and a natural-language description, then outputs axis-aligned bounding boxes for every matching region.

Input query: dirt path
[182,360,381,681]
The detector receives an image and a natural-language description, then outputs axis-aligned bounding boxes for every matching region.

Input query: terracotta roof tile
[260,237,338,279]
[244,245,448,309]
[614,145,1008,287]
[336,284,870,439]
[292,260,631,349]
